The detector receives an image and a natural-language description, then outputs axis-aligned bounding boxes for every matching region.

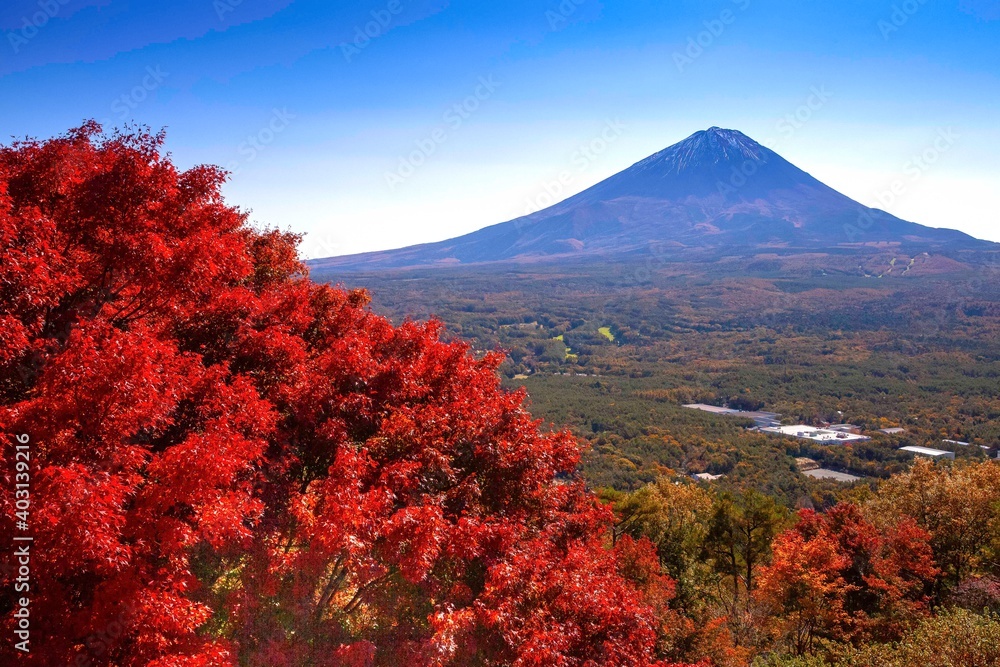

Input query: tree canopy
[0,124,682,667]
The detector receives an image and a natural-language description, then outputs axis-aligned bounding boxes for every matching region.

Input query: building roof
[682,405,780,420]
[683,404,740,415]
[900,446,954,458]
[804,468,861,483]
[760,424,870,443]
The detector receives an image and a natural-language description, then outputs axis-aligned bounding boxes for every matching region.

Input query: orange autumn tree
[757,504,937,655]
[0,123,690,666]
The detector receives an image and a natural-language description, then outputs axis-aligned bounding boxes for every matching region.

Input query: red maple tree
[757,504,937,654]
[0,124,689,666]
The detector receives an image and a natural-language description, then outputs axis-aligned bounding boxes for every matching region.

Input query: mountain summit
[562,126,816,202]
[627,126,771,182]
[312,127,985,271]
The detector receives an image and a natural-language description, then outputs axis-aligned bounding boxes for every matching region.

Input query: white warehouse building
[899,446,955,461]
[760,424,871,444]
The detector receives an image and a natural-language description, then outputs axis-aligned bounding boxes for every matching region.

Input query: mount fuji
[311,127,988,272]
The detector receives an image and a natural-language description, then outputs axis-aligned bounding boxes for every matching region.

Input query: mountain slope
[311,127,987,272]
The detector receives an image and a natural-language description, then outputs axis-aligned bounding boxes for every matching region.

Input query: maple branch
[314,555,348,622]
[342,572,392,616]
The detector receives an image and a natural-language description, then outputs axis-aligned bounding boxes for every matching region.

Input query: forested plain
[320,250,1000,495]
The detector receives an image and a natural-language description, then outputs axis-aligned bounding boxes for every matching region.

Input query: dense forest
[603,458,1000,665]
[320,254,1000,500]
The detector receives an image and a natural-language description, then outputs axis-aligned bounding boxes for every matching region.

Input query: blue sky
[2,0,999,257]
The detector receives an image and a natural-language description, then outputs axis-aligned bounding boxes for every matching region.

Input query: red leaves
[382,503,448,584]
[474,529,662,667]
[757,504,938,653]
[26,320,189,457]
[33,463,133,574]
[0,124,668,666]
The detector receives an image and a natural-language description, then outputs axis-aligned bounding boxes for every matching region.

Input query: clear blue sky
[2,0,998,256]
